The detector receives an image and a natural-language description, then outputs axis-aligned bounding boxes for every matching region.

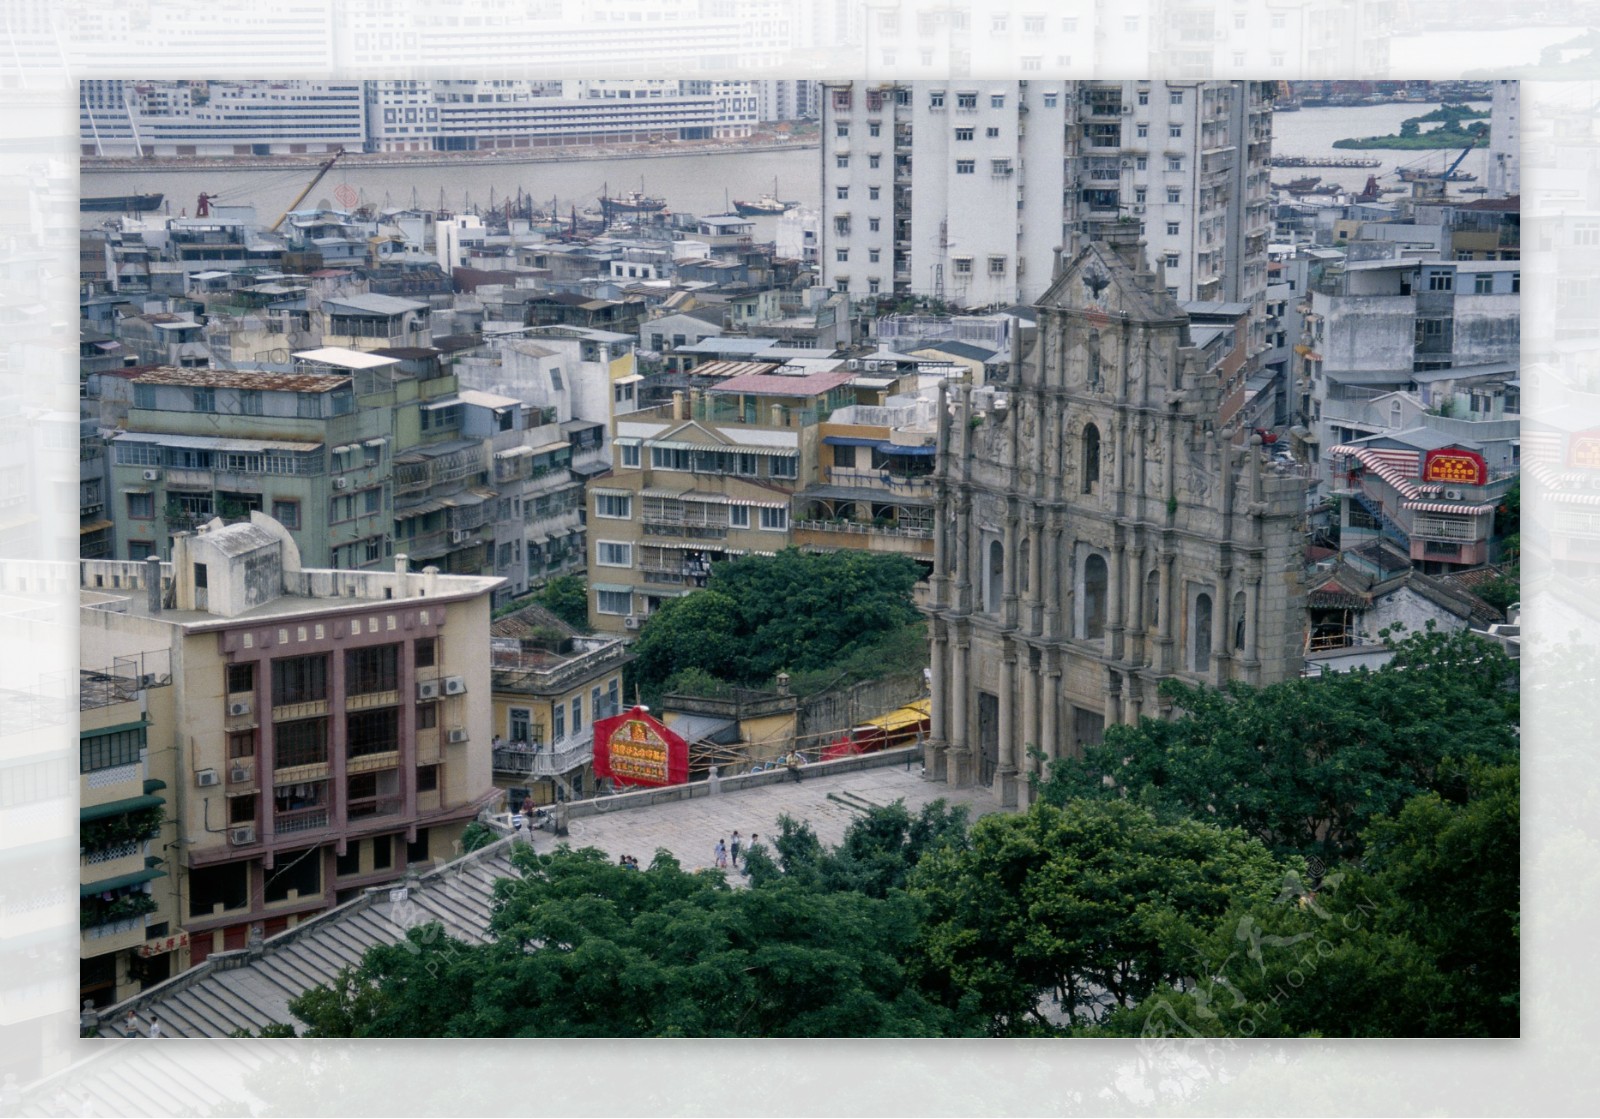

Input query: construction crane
[1442,138,1478,179]
[269,148,346,232]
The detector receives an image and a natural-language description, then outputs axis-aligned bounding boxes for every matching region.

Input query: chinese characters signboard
[592,706,688,788]
[138,931,189,957]
[1423,447,1487,487]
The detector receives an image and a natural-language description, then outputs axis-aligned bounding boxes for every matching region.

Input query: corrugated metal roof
[131,367,351,392]
[114,432,324,453]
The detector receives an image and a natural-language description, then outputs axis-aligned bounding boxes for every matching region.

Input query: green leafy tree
[536,575,590,631]
[1036,625,1518,861]
[909,800,1291,1034]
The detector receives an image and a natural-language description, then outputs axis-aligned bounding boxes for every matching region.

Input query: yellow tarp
[859,698,931,735]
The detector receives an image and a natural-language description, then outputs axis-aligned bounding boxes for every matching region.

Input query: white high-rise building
[819,80,1272,354]
[1488,80,1520,199]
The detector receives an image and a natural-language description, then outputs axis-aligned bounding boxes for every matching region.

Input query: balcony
[493,741,592,779]
[792,519,935,558]
[347,749,400,775]
[274,807,330,835]
[346,794,403,820]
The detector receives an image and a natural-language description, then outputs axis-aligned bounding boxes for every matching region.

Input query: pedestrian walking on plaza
[147,1015,162,1038]
[714,838,728,868]
[730,830,742,867]
[785,748,803,782]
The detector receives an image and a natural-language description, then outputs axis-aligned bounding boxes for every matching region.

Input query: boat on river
[80,193,164,213]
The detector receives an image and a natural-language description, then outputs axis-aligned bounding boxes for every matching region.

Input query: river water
[79,100,1502,231]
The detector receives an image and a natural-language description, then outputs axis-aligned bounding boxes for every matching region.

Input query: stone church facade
[923,233,1307,805]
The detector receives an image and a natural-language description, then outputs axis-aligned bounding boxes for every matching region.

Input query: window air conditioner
[417,679,441,700]
[229,763,253,784]
[228,700,252,717]
[450,530,467,544]
[230,825,255,845]
[1443,488,1464,501]
[624,615,641,630]
[142,469,161,481]
[447,728,469,744]
[443,676,467,695]
[334,477,350,490]
[195,768,220,787]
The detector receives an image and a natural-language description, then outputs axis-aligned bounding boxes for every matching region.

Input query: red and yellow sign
[1569,428,1600,469]
[1423,447,1487,487]
[592,706,688,788]
[138,931,189,957]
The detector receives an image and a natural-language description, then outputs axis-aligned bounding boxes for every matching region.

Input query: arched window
[1084,554,1108,639]
[1082,423,1101,494]
[986,539,1004,614]
[1145,570,1160,631]
[1194,593,1213,672]
[1233,591,1247,651]
[1019,538,1030,594]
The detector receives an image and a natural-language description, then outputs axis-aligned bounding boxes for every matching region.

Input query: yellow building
[487,603,632,807]
[79,511,501,976]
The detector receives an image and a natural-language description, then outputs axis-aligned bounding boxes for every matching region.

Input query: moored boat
[80,193,164,213]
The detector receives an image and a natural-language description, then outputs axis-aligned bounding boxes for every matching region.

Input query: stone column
[1043,507,1064,638]
[1211,577,1229,688]
[1108,534,1125,661]
[948,632,970,787]
[1127,544,1146,666]
[1018,648,1039,810]
[1103,667,1121,730]
[1002,500,1020,629]
[927,619,948,780]
[1026,513,1045,635]
[997,644,1017,805]
[1040,656,1060,775]
[1244,567,1262,685]
[1158,552,1176,674]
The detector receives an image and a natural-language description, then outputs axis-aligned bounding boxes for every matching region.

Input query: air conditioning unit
[195,768,220,787]
[333,477,350,490]
[229,763,253,784]
[450,530,467,544]
[846,358,861,370]
[417,679,441,701]
[447,728,469,744]
[623,615,641,630]
[443,676,467,695]
[142,469,161,481]
[1122,106,1134,115]
[228,700,252,717]
[230,825,255,846]
[1133,205,1146,215]
[1443,488,1464,501]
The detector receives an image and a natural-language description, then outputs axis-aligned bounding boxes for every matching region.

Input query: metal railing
[274,807,329,835]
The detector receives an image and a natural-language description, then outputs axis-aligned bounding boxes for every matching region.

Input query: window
[992,15,1007,31]
[954,257,973,275]
[957,93,977,109]
[728,504,750,528]
[770,456,797,479]
[271,654,327,706]
[274,717,327,768]
[347,708,398,758]
[989,256,1007,275]
[869,187,880,200]
[1165,252,1180,269]
[1167,221,1181,236]
[416,702,438,730]
[596,493,631,518]
[1043,92,1058,108]
[1271,12,1286,28]
[596,589,631,615]
[991,160,1012,175]
[1169,125,1182,138]
[1137,123,1149,138]
[1271,53,1285,67]
[128,492,154,520]
[868,154,880,168]
[1021,57,1041,71]
[417,765,439,792]
[1170,90,1184,105]
[230,794,256,826]
[1167,187,1181,203]
[192,388,215,413]
[271,500,299,529]
[1082,423,1101,491]
[1084,554,1108,639]
[836,155,849,169]
[1167,157,1183,171]
[1135,188,1147,203]
[985,540,1004,613]
[869,249,881,263]
[1427,271,1454,292]
[836,186,849,200]
[1193,593,1213,672]
[1137,91,1149,106]
[597,541,632,567]
[227,663,255,695]
[956,160,975,174]
[930,91,945,109]
[1475,273,1494,294]
[406,830,429,865]
[80,725,146,773]
[1062,17,1077,31]
[836,123,849,138]
[987,126,1000,138]
[869,123,880,138]
[1512,272,1520,293]
[364,488,381,515]
[955,127,974,141]
[991,93,1006,108]
[621,444,640,468]
[553,703,565,742]
[837,249,849,262]
[572,696,583,736]
[759,507,788,531]
[345,645,398,696]
[1233,52,1246,66]
[1125,16,1140,31]
[1137,157,1148,171]
[868,217,881,232]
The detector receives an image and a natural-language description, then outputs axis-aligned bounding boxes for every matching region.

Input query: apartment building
[819,80,1272,354]
[79,513,502,973]
[488,604,632,807]
[1488,80,1520,199]
[80,80,365,158]
[588,368,860,633]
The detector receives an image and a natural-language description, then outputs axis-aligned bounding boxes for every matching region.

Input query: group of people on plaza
[714,829,761,874]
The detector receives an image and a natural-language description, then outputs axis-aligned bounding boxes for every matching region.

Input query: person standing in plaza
[714,838,728,868]
[730,830,742,867]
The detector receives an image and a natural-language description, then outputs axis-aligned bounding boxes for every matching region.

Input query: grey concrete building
[923,233,1308,806]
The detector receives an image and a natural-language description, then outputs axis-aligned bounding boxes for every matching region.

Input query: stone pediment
[1037,240,1183,325]
[658,420,732,446]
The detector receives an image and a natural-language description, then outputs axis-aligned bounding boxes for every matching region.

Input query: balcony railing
[794,519,933,540]
[493,742,592,778]
[274,807,330,835]
[81,841,140,866]
[346,795,403,820]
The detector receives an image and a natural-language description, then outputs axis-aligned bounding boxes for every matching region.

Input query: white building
[820,80,1272,351]
[81,80,365,158]
[1487,80,1520,199]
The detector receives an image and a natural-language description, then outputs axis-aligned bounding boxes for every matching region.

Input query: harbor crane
[268,148,347,232]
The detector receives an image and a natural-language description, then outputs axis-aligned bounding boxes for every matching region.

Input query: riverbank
[82,137,821,175]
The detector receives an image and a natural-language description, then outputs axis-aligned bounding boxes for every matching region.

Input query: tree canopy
[629,548,924,700]
[1035,625,1519,861]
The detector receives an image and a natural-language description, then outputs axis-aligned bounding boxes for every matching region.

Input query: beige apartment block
[79,512,501,975]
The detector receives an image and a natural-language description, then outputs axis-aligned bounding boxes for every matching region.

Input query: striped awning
[1402,500,1495,515]
[1328,444,1422,500]
[1546,490,1600,506]
[640,488,787,509]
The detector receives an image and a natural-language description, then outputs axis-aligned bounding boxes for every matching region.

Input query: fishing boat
[599,184,667,214]
[1273,176,1323,194]
[733,179,798,217]
[1270,156,1382,169]
[80,192,164,213]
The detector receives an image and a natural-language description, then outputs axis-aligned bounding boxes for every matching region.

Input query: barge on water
[80,193,164,213]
